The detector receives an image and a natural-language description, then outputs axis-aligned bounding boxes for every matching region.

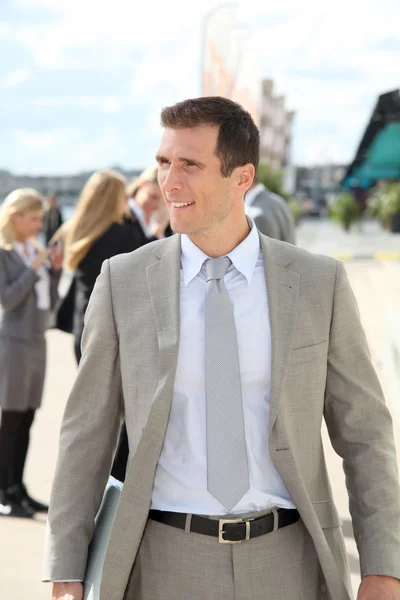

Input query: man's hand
[358,575,400,599]
[52,582,83,600]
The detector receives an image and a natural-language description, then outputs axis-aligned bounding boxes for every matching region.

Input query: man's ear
[237,163,255,194]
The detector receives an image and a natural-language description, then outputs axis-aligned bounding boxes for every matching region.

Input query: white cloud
[14,128,79,154]
[3,0,400,171]
[0,68,31,88]
[12,126,129,173]
[0,23,12,36]
[36,96,123,113]
[11,0,218,69]
[130,45,200,104]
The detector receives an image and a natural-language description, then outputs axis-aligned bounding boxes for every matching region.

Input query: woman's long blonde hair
[59,170,126,271]
[0,188,44,250]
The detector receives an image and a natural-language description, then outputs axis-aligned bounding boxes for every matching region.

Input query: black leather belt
[148,508,300,544]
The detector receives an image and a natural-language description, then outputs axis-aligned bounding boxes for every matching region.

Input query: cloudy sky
[1,0,400,174]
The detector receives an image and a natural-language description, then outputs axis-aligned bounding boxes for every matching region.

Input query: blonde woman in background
[0,188,62,518]
[53,169,143,364]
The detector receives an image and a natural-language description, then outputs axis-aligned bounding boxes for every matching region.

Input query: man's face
[156,126,239,236]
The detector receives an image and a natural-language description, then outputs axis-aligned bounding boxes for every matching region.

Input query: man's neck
[187,217,250,258]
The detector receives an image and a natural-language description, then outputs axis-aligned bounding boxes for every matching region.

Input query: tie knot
[205,256,231,281]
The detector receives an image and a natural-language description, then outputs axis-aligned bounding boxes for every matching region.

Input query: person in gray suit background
[0,188,62,518]
[245,178,296,244]
[45,98,399,600]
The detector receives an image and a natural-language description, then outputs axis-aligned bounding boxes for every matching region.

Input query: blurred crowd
[0,167,171,517]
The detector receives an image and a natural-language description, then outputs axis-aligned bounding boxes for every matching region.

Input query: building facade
[201,8,295,179]
[259,79,295,173]
[295,164,347,206]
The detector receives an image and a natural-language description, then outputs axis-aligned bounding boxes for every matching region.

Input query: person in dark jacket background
[42,193,63,245]
[53,170,143,364]
[245,179,296,244]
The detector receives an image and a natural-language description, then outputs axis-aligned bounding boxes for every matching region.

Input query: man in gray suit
[245,179,296,244]
[45,97,400,600]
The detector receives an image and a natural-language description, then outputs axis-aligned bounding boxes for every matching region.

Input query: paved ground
[1,218,399,599]
[296,216,400,258]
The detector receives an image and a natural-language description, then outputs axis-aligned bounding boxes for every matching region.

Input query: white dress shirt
[151,219,294,515]
[13,241,50,310]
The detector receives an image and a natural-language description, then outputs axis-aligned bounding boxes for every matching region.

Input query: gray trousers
[125,511,327,600]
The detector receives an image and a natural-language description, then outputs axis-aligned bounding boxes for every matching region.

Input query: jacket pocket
[312,500,342,528]
[290,340,328,365]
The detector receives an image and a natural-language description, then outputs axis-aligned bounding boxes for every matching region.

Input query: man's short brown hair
[160,96,260,177]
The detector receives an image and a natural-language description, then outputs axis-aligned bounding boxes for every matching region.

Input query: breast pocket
[312,500,342,528]
[286,341,328,412]
[290,341,328,365]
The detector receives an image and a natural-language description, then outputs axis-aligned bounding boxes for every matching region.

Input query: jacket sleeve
[0,251,39,312]
[43,259,124,581]
[324,260,400,579]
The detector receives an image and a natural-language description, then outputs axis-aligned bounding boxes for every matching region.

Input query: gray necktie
[205,256,250,511]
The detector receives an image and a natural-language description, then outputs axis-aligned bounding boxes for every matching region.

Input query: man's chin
[169,219,194,235]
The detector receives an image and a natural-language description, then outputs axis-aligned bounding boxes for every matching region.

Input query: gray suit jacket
[246,188,296,244]
[0,248,60,341]
[0,248,41,340]
[43,234,400,600]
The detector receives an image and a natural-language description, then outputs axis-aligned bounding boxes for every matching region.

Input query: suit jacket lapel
[146,235,181,357]
[260,235,300,433]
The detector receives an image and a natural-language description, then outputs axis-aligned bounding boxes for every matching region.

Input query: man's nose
[163,165,183,192]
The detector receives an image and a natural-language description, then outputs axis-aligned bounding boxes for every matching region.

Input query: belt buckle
[218,518,251,544]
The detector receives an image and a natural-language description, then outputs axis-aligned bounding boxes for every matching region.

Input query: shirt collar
[245,182,265,206]
[180,217,260,286]
[13,241,25,254]
[13,240,33,257]
[181,235,208,287]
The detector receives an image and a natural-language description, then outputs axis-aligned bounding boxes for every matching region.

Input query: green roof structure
[343,89,400,189]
